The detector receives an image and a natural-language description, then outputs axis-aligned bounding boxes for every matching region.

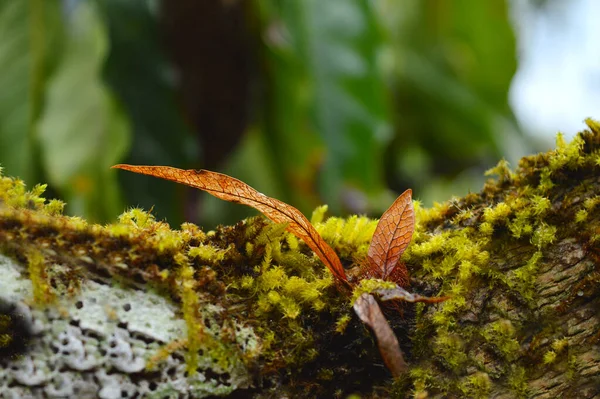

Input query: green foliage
[0,0,129,222]
[381,0,524,203]
[37,0,130,221]
[0,0,525,229]
[0,0,61,183]
[199,0,524,227]
[100,0,196,225]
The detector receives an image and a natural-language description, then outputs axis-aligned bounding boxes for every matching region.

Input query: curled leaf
[353,293,407,377]
[367,189,414,285]
[112,164,347,282]
[375,285,449,304]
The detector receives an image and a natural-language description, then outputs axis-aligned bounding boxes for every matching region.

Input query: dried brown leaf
[112,164,347,282]
[375,286,450,304]
[367,189,414,285]
[353,293,407,377]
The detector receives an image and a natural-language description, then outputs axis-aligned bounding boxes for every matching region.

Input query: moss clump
[0,165,392,396]
[351,278,397,304]
[2,119,600,397]
[459,371,492,399]
[27,250,54,305]
[395,120,600,397]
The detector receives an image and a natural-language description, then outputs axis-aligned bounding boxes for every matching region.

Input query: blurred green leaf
[288,0,392,212]
[0,0,62,183]
[101,0,196,226]
[381,0,523,204]
[238,0,392,217]
[37,0,130,221]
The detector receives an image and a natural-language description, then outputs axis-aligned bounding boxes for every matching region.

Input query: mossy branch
[2,120,600,398]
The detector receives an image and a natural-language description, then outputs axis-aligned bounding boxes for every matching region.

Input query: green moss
[483,202,512,225]
[507,365,529,398]
[575,209,588,223]
[543,350,557,364]
[179,262,203,374]
[584,195,600,210]
[434,332,468,370]
[27,250,53,305]
[485,159,515,183]
[549,133,585,171]
[351,278,396,303]
[0,314,13,350]
[531,223,557,249]
[2,124,600,396]
[315,213,377,259]
[551,337,569,352]
[310,204,329,225]
[482,320,520,361]
[511,251,543,301]
[459,371,492,399]
[334,313,351,334]
[189,244,230,263]
[567,354,580,380]
[409,367,436,395]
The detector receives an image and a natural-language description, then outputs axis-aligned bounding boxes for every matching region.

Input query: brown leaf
[112,165,347,282]
[375,285,450,304]
[353,293,407,377]
[367,189,414,285]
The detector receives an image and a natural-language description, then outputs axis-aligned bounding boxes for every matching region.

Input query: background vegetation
[0,0,543,228]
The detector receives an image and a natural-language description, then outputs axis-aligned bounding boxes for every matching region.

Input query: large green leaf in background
[101,0,196,227]
[37,0,130,221]
[0,0,62,184]
[200,0,393,228]
[380,0,524,203]
[287,0,393,213]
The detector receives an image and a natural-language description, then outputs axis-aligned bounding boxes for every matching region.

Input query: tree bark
[1,121,600,398]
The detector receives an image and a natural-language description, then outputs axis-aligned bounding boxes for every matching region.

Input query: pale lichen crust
[0,254,254,398]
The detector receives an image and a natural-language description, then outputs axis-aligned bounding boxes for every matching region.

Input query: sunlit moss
[531,223,557,249]
[310,204,329,225]
[2,124,600,396]
[118,207,156,228]
[543,350,557,365]
[530,195,551,217]
[549,133,585,171]
[315,213,377,259]
[351,278,396,304]
[188,244,230,263]
[335,314,351,334]
[27,250,54,305]
[584,196,600,210]
[485,158,515,183]
[434,332,467,370]
[483,202,512,225]
[551,337,569,353]
[459,371,491,399]
[507,365,528,397]
[482,320,520,361]
[479,222,494,236]
[178,261,203,374]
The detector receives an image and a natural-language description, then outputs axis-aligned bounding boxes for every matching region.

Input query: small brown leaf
[112,164,347,282]
[353,293,407,377]
[367,189,414,285]
[375,286,450,304]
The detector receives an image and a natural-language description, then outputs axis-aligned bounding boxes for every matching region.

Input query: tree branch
[1,120,600,398]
